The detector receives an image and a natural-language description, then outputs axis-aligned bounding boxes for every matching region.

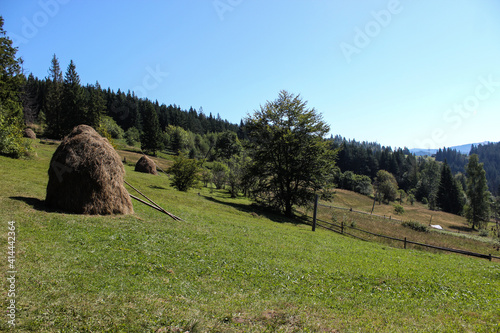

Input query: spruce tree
[44,54,64,138]
[140,102,163,155]
[62,60,85,135]
[465,154,490,230]
[87,81,105,129]
[436,160,463,215]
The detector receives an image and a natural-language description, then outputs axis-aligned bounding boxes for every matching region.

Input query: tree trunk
[285,201,293,218]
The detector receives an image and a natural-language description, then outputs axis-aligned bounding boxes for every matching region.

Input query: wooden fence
[310,195,500,262]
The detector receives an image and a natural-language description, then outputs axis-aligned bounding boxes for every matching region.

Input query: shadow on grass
[202,195,309,226]
[9,196,58,213]
[39,139,60,145]
[149,185,167,190]
[449,225,475,233]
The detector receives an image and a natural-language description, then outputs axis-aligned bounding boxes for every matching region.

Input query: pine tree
[140,102,163,155]
[62,60,85,135]
[44,54,64,138]
[436,160,463,215]
[87,81,105,129]
[465,154,490,230]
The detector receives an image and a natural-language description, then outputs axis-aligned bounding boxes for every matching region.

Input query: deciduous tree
[245,90,336,217]
[375,170,398,203]
[0,16,31,158]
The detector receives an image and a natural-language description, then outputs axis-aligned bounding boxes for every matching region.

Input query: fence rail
[317,202,405,223]
[311,196,500,262]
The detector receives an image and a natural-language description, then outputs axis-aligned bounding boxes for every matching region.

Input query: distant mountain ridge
[410,141,491,156]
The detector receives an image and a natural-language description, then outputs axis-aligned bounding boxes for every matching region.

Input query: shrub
[394,204,405,215]
[402,221,428,233]
[0,113,33,158]
[478,229,489,237]
[168,153,201,191]
[100,116,125,139]
[125,127,140,146]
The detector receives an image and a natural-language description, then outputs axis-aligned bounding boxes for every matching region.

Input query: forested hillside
[471,142,500,195]
[23,71,241,138]
[435,144,500,195]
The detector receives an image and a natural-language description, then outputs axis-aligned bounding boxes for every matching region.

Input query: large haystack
[24,128,36,139]
[135,155,158,175]
[45,125,133,215]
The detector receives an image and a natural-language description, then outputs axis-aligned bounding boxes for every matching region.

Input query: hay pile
[24,128,36,139]
[45,125,133,215]
[135,155,158,175]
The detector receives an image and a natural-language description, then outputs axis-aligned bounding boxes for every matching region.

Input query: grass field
[1,140,499,332]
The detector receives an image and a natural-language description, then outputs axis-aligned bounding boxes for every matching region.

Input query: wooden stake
[125,181,183,221]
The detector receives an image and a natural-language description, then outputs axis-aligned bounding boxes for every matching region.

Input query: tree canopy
[245,90,336,217]
[436,160,464,215]
[465,154,490,229]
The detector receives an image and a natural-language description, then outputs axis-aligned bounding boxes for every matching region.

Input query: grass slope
[303,190,500,256]
[1,141,499,332]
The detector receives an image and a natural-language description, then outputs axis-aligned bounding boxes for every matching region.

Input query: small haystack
[135,155,158,175]
[24,128,36,139]
[45,125,133,215]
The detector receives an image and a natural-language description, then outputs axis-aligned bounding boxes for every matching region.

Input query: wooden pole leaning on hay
[124,180,183,221]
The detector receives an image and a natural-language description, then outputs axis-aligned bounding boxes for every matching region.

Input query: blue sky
[3,0,500,149]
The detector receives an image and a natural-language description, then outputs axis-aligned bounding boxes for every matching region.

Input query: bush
[167,153,201,191]
[125,127,140,146]
[402,221,428,233]
[101,116,125,139]
[0,113,33,158]
[394,204,405,215]
[478,229,489,237]
[337,171,373,196]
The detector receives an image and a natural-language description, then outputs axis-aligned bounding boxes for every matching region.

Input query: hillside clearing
[0,141,499,332]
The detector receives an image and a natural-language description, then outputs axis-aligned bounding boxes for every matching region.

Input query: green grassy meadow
[1,141,499,332]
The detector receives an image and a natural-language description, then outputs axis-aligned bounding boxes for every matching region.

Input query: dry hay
[24,128,36,139]
[135,155,158,175]
[45,124,133,215]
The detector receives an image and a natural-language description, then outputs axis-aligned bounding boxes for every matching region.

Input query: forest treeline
[435,144,500,195]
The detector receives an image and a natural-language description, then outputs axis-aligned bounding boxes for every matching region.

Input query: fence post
[312,194,318,232]
[341,221,344,234]
[489,254,492,262]
[404,237,407,249]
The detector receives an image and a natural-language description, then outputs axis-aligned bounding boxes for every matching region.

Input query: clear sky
[2,0,500,149]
